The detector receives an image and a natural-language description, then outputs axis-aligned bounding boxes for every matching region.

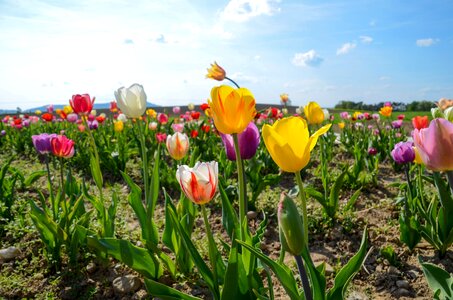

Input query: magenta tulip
[220,122,260,161]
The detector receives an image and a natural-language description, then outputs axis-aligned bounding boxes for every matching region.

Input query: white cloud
[416,38,439,47]
[292,50,323,67]
[229,72,259,83]
[379,76,391,81]
[221,0,280,22]
[336,42,356,55]
[359,35,373,44]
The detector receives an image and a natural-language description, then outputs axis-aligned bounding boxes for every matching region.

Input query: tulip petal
[308,123,332,151]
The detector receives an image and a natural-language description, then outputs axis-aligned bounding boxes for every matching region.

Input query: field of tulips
[1,64,453,300]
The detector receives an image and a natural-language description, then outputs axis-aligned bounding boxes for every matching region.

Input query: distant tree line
[334,100,436,111]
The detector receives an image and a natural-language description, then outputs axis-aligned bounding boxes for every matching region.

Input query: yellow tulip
[303,101,325,125]
[208,85,256,134]
[146,108,157,118]
[63,105,73,114]
[262,116,331,173]
[114,120,124,132]
[412,146,423,165]
[379,106,393,117]
[338,122,345,129]
[206,61,226,81]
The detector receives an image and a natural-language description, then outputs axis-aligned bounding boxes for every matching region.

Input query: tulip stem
[201,205,218,293]
[45,155,56,220]
[404,164,413,212]
[233,133,247,240]
[295,171,309,247]
[447,171,453,197]
[225,76,240,89]
[295,255,313,300]
[59,157,68,232]
[137,121,149,205]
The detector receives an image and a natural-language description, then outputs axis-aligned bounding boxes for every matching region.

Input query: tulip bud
[444,107,453,122]
[166,132,189,160]
[431,107,443,119]
[278,193,305,255]
[220,122,260,161]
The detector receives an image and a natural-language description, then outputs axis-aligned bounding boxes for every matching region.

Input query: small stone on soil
[113,275,142,294]
[394,288,411,297]
[247,211,258,219]
[396,280,410,289]
[86,262,96,273]
[0,246,20,261]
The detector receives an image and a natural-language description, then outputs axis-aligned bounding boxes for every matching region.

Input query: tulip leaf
[237,240,300,300]
[168,209,219,298]
[419,257,453,300]
[89,153,103,191]
[327,227,369,300]
[89,237,162,280]
[300,246,327,300]
[219,183,239,239]
[329,171,347,217]
[23,170,46,187]
[149,145,160,215]
[162,191,177,252]
[144,279,202,300]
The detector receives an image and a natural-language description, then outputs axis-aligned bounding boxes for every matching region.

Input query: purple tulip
[372,113,380,120]
[391,119,403,129]
[0,130,5,136]
[88,120,98,130]
[368,147,378,156]
[32,133,57,154]
[221,122,260,161]
[391,141,415,164]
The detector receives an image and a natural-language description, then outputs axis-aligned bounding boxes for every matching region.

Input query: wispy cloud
[416,38,439,47]
[221,0,280,22]
[124,39,134,44]
[359,35,373,44]
[292,50,323,67]
[336,42,356,55]
[229,72,259,83]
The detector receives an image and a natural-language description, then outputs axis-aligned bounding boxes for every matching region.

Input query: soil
[0,152,450,300]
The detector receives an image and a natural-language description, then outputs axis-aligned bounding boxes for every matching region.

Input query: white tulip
[114,83,147,118]
[176,161,218,205]
[166,132,189,160]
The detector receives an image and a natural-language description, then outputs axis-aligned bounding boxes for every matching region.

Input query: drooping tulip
[70,94,94,115]
[176,161,218,205]
[206,62,226,81]
[303,102,325,125]
[114,83,147,118]
[166,132,190,160]
[391,142,415,164]
[262,116,331,173]
[220,122,260,161]
[412,118,453,171]
[51,135,75,158]
[32,133,57,155]
[208,85,256,134]
[412,116,429,130]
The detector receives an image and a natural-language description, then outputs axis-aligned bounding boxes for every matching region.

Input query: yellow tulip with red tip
[262,116,331,173]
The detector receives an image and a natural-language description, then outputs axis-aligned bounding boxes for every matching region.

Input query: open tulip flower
[413,118,453,171]
[303,101,325,125]
[166,132,189,160]
[70,94,94,115]
[263,116,331,173]
[32,133,57,155]
[208,85,256,134]
[114,83,147,118]
[51,135,75,158]
[412,115,429,130]
[176,161,218,205]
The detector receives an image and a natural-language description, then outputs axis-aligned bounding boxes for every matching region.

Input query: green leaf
[219,183,239,239]
[329,171,347,217]
[144,279,201,300]
[149,145,160,215]
[419,257,453,300]
[344,188,362,211]
[89,153,103,190]
[237,240,300,300]
[23,170,46,187]
[89,237,162,279]
[327,228,369,300]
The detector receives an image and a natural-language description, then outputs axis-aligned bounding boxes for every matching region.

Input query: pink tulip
[412,118,453,171]
[171,123,184,133]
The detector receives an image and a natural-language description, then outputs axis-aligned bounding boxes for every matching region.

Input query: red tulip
[191,129,199,138]
[412,116,429,130]
[200,103,210,111]
[42,113,53,122]
[201,125,210,133]
[51,135,75,158]
[191,111,201,120]
[156,132,167,143]
[70,94,94,115]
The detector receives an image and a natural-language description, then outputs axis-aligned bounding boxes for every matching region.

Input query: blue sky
[0,0,452,110]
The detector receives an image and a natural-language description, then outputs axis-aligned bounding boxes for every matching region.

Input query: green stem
[225,76,240,89]
[295,255,313,300]
[233,133,247,240]
[59,157,68,232]
[447,171,453,197]
[137,121,149,205]
[201,205,218,294]
[295,171,309,247]
[45,155,56,219]
[82,117,104,198]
